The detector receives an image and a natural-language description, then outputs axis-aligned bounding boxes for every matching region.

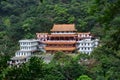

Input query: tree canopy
[0,0,120,80]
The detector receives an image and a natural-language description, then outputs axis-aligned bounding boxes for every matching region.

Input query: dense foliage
[0,0,120,80]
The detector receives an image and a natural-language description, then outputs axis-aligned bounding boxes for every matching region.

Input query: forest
[0,0,120,80]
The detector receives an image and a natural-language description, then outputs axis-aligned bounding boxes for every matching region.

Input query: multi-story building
[9,39,39,66]
[8,24,99,66]
[36,24,99,54]
[76,32,99,54]
[76,38,99,54]
[37,24,77,53]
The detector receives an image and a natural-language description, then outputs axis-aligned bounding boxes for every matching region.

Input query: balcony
[48,34,77,37]
[20,43,38,46]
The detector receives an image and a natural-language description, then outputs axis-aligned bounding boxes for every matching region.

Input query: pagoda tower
[36,24,77,53]
[36,24,99,54]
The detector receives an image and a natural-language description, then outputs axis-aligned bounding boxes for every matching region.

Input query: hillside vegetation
[0,0,120,80]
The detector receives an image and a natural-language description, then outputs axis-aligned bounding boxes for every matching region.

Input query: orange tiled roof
[51,24,77,31]
[36,33,48,35]
[45,47,76,51]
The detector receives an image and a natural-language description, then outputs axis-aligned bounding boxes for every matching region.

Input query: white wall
[51,31,75,34]
[15,51,31,57]
[77,39,99,54]
[20,46,37,51]
[20,42,38,46]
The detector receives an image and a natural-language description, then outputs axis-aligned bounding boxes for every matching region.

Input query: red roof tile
[51,24,77,31]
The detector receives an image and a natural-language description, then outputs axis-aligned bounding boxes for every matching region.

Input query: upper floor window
[82,48,83,50]
[88,43,89,45]
[88,47,90,50]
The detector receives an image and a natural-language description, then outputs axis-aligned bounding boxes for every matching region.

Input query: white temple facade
[19,40,38,51]
[76,32,99,54]
[9,39,39,66]
[8,24,99,66]
[77,38,99,54]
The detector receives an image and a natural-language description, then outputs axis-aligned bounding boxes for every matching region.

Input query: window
[19,53,21,56]
[23,42,26,45]
[89,48,91,50]
[22,52,23,55]
[16,53,18,56]
[88,47,90,50]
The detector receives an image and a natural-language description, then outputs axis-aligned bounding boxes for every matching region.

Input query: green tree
[77,75,92,80]
[52,51,72,64]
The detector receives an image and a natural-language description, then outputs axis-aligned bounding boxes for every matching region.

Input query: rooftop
[51,24,77,32]
[19,39,39,42]
[36,33,48,35]
[11,56,30,60]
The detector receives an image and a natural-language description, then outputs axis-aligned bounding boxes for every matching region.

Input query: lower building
[8,39,39,66]
[77,38,99,54]
[9,55,31,67]
[8,24,99,66]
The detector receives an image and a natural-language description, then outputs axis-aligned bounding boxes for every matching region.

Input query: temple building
[8,24,99,66]
[36,24,99,54]
[8,39,39,66]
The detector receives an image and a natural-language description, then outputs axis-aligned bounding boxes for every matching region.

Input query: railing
[47,34,77,37]
[45,40,76,42]
[51,33,76,34]
[45,47,76,51]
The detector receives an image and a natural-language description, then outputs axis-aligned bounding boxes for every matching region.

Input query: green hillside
[0,0,120,80]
